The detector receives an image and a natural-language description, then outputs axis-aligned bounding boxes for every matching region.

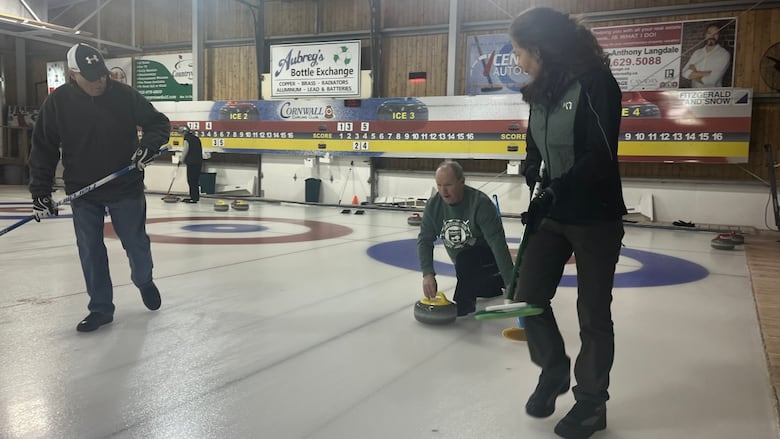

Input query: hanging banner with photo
[46,61,67,94]
[270,40,361,98]
[134,53,193,101]
[592,18,737,91]
[106,57,133,87]
[465,34,531,95]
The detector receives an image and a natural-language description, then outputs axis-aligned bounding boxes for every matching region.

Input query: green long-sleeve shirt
[417,185,514,285]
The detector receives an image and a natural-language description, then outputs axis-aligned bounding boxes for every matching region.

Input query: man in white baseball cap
[29,42,171,332]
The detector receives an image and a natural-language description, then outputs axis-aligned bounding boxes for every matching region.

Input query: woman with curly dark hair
[509,7,627,439]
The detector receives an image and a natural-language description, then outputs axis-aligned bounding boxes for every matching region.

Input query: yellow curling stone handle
[420,292,452,306]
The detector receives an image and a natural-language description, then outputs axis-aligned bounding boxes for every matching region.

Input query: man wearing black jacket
[178,126,203,203]
[29,43,170,332]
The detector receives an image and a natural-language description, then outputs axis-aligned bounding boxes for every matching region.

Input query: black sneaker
[526,375,570,418]
[140,282,161,310]
[554,401,607,438]
[76,312,113,332]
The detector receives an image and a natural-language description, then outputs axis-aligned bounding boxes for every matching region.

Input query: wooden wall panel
[137,0,192,47]
[382,0,450,28]
[205,0,254,41]
[264,1,318,36]
[743,8,780,93]
[319,0,371,32]
[100,0,135,48]
[381,34,447,97]
[205,46,259,101]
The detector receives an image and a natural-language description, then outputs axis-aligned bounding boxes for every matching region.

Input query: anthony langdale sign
[270,40,361,98]
[592,18,737,90]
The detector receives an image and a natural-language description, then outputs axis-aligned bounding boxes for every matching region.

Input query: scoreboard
[155,89,752,163]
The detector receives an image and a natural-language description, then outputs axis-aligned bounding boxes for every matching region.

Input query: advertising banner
[270,40,361,98]
[465,34,531,95]
[46,61,67,94]
[592,18,737,91]
[106,57,133,87]
[156,89,751,163]
[134,53,193,101]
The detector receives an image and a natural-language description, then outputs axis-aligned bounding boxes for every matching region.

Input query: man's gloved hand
[520,186,555,231]
[131,146,157,171]
[32,195,58,222]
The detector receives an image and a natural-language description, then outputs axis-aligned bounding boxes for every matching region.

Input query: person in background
[178,126,203,203]
[509,7,627,438]
[417,160,514,317]
[681,23,732,88]
[29,43,170,332]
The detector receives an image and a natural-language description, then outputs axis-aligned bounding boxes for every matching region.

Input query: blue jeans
[71,194,154,315]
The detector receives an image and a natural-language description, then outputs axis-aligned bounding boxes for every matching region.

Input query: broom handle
[1,147,168,238]
[165,161,182,195]
[503,161,545,304]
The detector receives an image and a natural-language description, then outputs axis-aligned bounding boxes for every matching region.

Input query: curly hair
[509,7,609,106]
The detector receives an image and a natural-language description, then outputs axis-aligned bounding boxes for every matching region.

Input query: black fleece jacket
[523,67,627,223]
[29,78,170,201]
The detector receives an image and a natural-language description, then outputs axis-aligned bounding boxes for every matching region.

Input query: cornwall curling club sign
[156,88,752,163]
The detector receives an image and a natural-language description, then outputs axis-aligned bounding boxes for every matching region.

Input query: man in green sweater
[417,160,514,316]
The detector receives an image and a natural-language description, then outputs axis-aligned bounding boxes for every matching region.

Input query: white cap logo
[85,55,99,65]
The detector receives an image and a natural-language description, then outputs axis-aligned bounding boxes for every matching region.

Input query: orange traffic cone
[352,195,359,205]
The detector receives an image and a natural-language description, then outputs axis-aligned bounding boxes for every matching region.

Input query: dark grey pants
[186,162,202,201]
[514,218,624,403]
[453,245,504,313]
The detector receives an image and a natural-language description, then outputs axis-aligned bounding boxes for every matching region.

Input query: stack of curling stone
[407,213,422,226]
[414,292,457,325]
[710,231,745,250]
[213,200,229,212]
[231,199,249,211]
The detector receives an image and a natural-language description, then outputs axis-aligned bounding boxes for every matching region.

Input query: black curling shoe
[554,401,607,438]
[526,376,570,418]
[76,312,113,332]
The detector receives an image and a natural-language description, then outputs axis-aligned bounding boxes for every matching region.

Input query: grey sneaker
[140,282,161,311]
[554,401,607,438]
